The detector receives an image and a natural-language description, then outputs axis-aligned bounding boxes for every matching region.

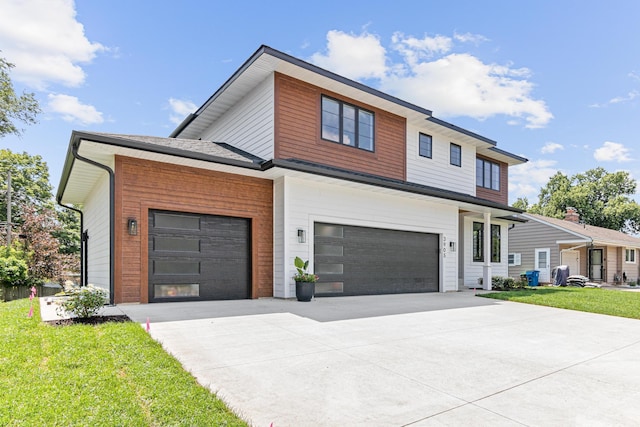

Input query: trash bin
[525,270,540,287]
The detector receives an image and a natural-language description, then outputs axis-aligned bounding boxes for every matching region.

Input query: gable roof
[523,213,640,248]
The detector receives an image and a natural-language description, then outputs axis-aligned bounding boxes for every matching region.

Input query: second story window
[321,96,374,151]
[476,158,500,191]
[450,143,461,167]
[419,133,432,158]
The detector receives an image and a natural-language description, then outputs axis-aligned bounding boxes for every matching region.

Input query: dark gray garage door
[148,210,250,302]
[314,223,439,296]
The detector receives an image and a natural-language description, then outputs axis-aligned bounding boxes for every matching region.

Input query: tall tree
[526,167,640,233]
[0,55,40,138]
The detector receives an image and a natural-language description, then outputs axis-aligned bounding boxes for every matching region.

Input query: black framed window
[321,96,374,151]
[626,248,636,263]
[419,133,432,158]
[476,158,500,190]
[450,143,461,166]
[473,222,501,263]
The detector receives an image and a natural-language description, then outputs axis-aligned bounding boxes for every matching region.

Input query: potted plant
[293,256,318,302]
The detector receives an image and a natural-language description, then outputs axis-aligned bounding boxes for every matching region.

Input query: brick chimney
[564,207,580,223]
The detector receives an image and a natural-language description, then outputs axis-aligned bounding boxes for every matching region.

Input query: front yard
[0,298,247,426]
[480,286,640,320]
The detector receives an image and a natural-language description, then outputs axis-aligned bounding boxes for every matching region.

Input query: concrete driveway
[118,292,640,426]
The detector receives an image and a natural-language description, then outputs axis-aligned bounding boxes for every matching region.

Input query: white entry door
[561,250,580,277]
[535,248,551,283]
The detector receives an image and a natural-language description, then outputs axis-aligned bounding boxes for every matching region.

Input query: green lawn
[0,298,248,426]
[479,286,640,320]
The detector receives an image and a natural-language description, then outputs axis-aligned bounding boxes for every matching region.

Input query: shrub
[0,246,29,287]
[56,284,107,318]
[491,276,518,291]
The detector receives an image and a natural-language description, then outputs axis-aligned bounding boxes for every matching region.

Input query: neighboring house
[508,208,640,284]
[56,45,527,304]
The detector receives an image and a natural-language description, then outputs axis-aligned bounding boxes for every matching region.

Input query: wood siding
[475,155,509,205]
[114,156,273,303]
[274,73,406,181]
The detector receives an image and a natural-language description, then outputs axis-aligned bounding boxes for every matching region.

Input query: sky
[1,0,639,204]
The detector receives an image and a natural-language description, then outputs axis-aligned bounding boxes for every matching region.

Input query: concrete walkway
[111,292,640,426]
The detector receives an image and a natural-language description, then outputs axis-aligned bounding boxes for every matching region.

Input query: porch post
[483,212,492,290]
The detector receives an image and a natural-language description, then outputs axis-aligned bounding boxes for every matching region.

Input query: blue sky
[1,0,639,204]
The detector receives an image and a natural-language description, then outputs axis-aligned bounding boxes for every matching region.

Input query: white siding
[200,75,274,159]
[277,177,459,298]
[406,123,476,195]
[462,216,509,287]
[272,177,287,298]
[83,172,111,294]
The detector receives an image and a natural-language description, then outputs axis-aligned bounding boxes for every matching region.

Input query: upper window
[473,222,501,263]
[321,96,374,151]
[625,248,636,263]
[450,143,461,167]
[476,158,500,191]
[419,133,432,158]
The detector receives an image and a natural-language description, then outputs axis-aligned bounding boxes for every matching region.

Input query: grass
[0,298,248,426]
[479,286,640,320]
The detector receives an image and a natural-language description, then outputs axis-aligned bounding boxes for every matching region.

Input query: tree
[0,148,54,225]
[0,55,40,138]
[525,167,640,234]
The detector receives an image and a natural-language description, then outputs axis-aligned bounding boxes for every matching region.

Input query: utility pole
[6,171,10,247]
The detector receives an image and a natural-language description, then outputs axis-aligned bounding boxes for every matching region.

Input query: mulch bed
[45,315,132,327]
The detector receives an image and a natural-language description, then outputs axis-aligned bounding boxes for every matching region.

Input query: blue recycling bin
[525,270,540,287]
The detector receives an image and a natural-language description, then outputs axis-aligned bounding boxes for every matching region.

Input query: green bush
[491,276,519,291]
[0,246,29,287]
[56,284,108,318]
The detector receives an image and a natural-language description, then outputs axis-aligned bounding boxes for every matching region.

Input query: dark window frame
[476,158,501,191]
[473,222,501,263]
[625,248,636,263]
[321,95,375,152]
[450,143,462,167]
[418,133,432,158]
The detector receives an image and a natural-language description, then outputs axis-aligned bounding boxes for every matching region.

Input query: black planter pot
[295,281,315,302]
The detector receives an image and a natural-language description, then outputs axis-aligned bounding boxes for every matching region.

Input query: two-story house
[57,45,527,304]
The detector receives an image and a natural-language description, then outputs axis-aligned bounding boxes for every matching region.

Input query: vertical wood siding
[114,156,273,303]
[274,73,406,181]
[474,155,509,205]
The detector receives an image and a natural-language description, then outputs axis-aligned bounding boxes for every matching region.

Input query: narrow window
[473,222,483,262]
[321,95,374,151]
[419,133,432,158]
[626,249,636,263]
[491,224,501,263]
[450,143,462,167]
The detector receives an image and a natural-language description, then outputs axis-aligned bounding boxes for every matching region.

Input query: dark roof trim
[57,131,262,202]
[170,45,434,138]
[426,116,496,146]
[264,158,524,214]
[487,146,528,163]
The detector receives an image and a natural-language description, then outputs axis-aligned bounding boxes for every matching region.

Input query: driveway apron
[118,292,640,426]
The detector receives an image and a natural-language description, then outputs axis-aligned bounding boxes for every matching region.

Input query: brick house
[57,45,527,304]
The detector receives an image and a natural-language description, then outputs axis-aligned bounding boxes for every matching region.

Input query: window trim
[450,143,462,167]
[625,248,636,264]
[321,95,375,152]
[418,133,432,158]
[476,158,501,191]
[473,222,501,263]
[508,253,522,266]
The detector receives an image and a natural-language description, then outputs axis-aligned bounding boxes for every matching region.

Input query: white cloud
[609,90,639,104]
[310,30,387,80]
[0,0,105,89]
[541,142,564,154]
[509,159,560,201]
[593,141,633,162]
[310,31,552,129]
[47,93,103,125]
[453,32,490,44]
[168,98,197,125]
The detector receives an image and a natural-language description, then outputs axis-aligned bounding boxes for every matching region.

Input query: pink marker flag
[28,306,33,318]
[146,317,150,332]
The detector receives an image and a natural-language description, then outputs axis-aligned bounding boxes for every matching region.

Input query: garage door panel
[149,210,250,302]
[315,223,439,296]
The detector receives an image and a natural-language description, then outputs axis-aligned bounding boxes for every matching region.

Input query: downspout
[55,201,84,287]
[71,140,115,305]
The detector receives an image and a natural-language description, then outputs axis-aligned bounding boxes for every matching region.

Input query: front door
[535,248,551,283]
[561,250,580,277]
[589,249,604,281]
